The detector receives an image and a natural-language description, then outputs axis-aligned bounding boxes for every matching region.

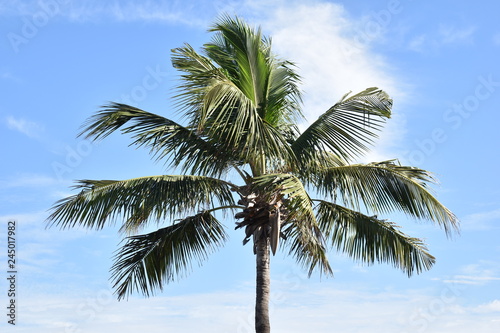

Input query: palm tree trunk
[255,236,271,333]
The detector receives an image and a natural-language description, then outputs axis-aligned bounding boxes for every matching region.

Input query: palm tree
[47,15,458,333]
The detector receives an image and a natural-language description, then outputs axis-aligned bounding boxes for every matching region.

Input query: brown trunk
[255,236,271,333]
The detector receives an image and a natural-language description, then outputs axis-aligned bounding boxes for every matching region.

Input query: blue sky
[1,0,500,332]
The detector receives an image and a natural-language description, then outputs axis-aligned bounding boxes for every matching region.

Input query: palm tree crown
[47,15,458,333]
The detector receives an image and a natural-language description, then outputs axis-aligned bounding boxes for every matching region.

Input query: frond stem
[205,205,245,214]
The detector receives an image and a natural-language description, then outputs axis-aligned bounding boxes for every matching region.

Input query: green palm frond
[316,200,435,276]
[80,103,239,177]
[292,87,392,162]
[173,46,295,172]
[207,15,302,135]
[45,15,459,304]
[292,150,348,184]
[172,17,303,174]
[282,220,332,277]
[315,160,458,235]
[253,173,315,221]
[47,175,236,233]
[208,15,271,110]
[111,211,227,300]
[252,173,331,274]
[265,62,303,127]
[171,44,230,126]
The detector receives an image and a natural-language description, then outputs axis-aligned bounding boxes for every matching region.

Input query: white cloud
[2,0,410,162]
[408,25,476,54]
[441,261,500,285]
[474,299,500,313]
[261,2,401,113]
[6,115,44,138]
[12,281,500,333]
[0,211,46,224]
[444,275,500,285]
[494,33,500,45]
[0,0,25,15]
[0,0,219,27]
[250,1,406,162]
[439,25,476,45]
[408,34,429,53]
[461,208,500,230]
[0,173,59,188]
[1,70,21,83]
[63,0,201,26]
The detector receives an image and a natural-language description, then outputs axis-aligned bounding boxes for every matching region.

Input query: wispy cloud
[0,211,47,225]
[64,0,201,26]
[474,299,500,313]
[0,0,26,15]
[2,0,409,163]
[493,32,500,46]
[408,34,428,53]
[0,173,59,188]
[13,281,500,333]
[408,24,476,53]
[0,0,218,27]
[461,208,500,230]
[3,210,500,333]
[0,210,101,282]
[5,115,44,138]
[443,275,500,285]
[261,2,401,107]
[442,261,500,285]
[439,25,476,44]
[1,70,22,83]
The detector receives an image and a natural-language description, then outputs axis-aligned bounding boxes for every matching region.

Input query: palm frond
[315,160,459,235]
[80,103,241,177]
[281,220,332,277]
[207,15,303,151]
[253,173,315,220]
[292,150,348,184]
[173,16,303,174]
[173,45,296,173]
[316,200,435,276]
[252,173,331,275]
[208,15,271,110]
[171,43,229,127]
[292,87,392,162]
[47,175,236,233]
[207,16,303,127]
[265,61,303,127]
[111,211,227,300]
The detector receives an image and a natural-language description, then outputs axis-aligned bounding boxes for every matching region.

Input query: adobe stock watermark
[51,63,167,181]
[52,139,94,181]
[402,278,467,333]
[7,0,70,54]
[403,74,499,166]
[115,65,169,106]
[64,288,114,333]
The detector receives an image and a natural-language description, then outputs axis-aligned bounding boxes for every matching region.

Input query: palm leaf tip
[291,87,393,162]
[111,211,227,300]
[282,221,333,277]
[316,160,459,236]
[78,103,135,141]
[316,201,436,276]
[46,175,236,232]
